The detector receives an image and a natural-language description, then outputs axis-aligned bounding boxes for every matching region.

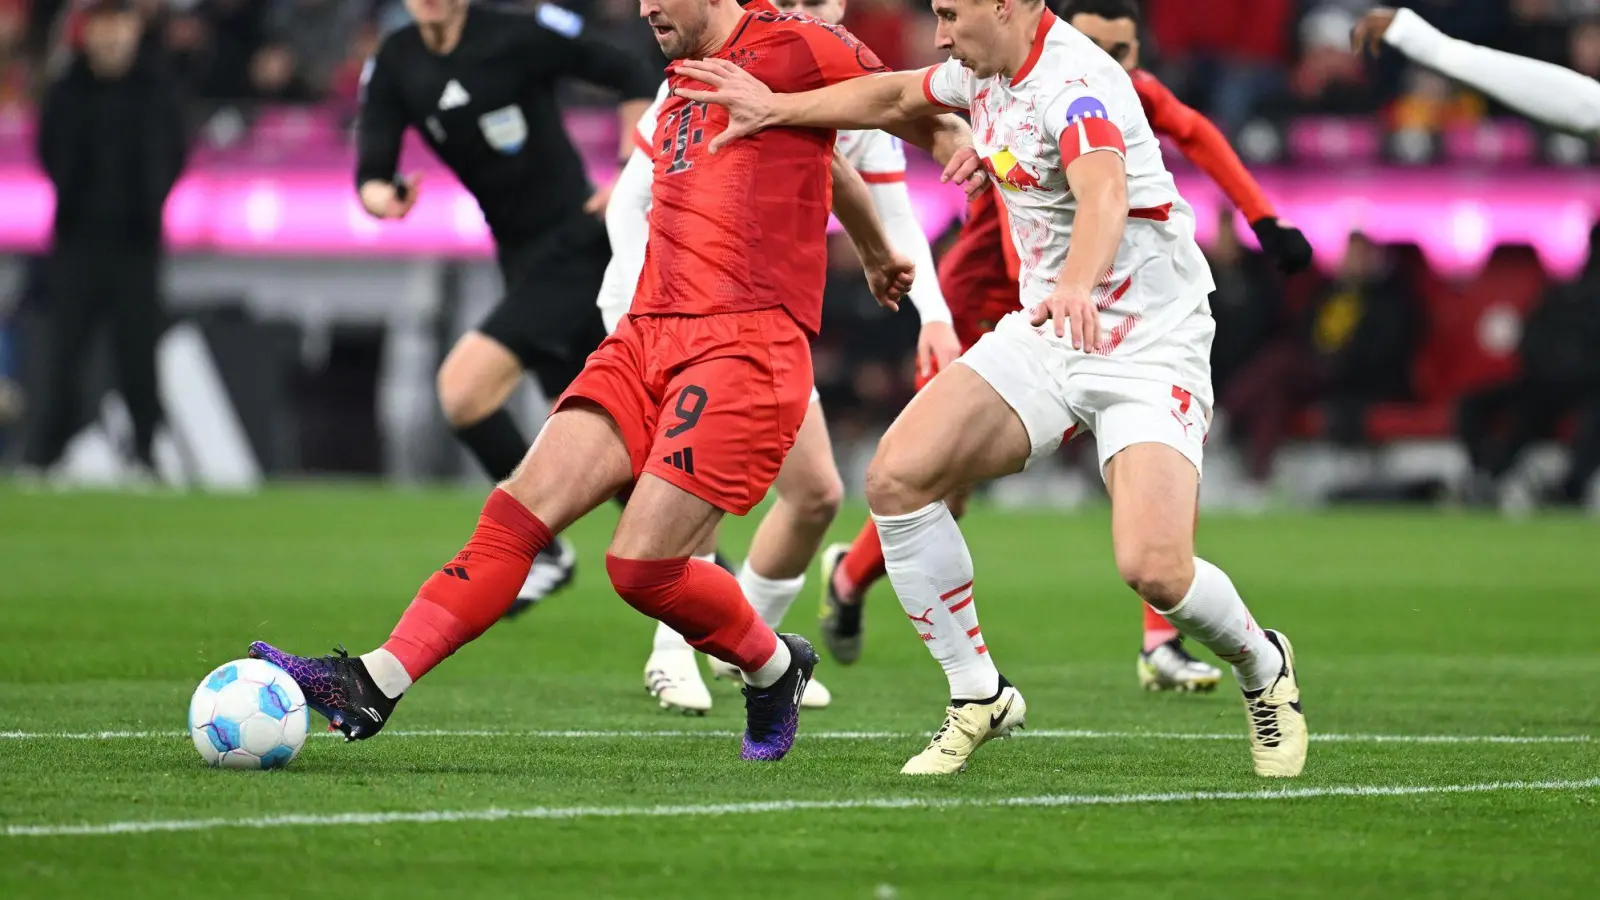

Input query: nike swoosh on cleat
[989,696,1015,731]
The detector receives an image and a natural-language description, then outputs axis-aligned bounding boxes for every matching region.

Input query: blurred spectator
[1221,233,1417,484]
[255,0,360,100]
[1456,224,1600,507]
[164,0,269,101]
[1146,0,1294,132]
[1290,4,1382,117]
[26,0,186,476]
[1205,209,1278,394]
[0,0,28,107]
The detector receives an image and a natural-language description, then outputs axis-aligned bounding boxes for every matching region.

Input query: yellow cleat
[901,683,1026,775]
[1243,630,1307,778]
[1138,637,1223,693]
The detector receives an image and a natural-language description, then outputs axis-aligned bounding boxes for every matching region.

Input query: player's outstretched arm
[863,173,960,375]
[1032,151,1128,351]
[674,61,939,151]
[831,148,915,311]
[1356,7,1600,139]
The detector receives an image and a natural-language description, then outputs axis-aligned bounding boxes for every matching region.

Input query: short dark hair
[1057,0,1140,24]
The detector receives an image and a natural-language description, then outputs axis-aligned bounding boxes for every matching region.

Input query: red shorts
[554,308,813,515]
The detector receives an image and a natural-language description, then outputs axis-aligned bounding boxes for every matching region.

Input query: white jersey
[835,128,907,182]
[923,10,1214,357]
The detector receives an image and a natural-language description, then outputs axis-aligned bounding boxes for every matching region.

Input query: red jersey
[938,69,1277,344]
[632,11,887,336]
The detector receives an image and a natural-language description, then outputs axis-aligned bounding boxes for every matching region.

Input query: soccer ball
[189,658,310,770]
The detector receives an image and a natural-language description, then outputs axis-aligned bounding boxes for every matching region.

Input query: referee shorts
[478,215,612,396]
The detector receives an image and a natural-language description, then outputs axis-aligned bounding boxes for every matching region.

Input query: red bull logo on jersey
[984,147,1046,193]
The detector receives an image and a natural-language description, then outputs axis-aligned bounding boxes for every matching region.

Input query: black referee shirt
[356,2,657,241]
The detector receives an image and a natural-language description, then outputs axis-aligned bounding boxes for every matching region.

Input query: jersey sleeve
[1132,70,1276,223]
[354,45,407,189]
[526,3,658,101]
[794,21,890,88]
[1041,78,1127,168]
[921,59,971,111]
[846,130,906,182]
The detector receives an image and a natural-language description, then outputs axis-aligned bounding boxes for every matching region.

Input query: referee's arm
[531,4,658,164]
[354,50,420,220]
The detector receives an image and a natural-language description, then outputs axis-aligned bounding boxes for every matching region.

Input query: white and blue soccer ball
[189,658,309,770]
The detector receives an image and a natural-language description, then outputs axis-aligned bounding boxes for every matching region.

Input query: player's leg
[251,322,656,740]
[867,324,1062,774]
[437,330,527,480]
[1103,437,1305,777]
[250,403,633,739]
[704,395,841,708]
[609,309,819,760]
[819,481,971,665]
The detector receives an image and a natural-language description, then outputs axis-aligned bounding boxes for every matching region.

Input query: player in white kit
[677,0,1307,777]
[601,23,963,714]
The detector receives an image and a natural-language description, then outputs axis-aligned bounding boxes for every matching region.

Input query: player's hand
[584,181,614,217]
[1352,8,1397,56]
[671,58,775,154]
[1251,217,1314,273]
[1030,285,1099,351]
[941,145,987,198]
[863,251,916,312]
[916,321,962,381]
[359,175,422,220]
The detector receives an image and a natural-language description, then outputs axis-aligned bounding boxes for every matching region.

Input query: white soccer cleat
[709,655,831,708]
[1138,637,1223,693]
[1242,629,1307,778]
[503,537,577,619]
[644,649,711,715]
[901,682,1026,775]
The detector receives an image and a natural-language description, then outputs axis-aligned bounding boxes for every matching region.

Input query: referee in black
[357,0,656,606]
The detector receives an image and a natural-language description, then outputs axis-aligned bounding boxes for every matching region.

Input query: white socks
[1162,557,1283,692]
[650,553,721,654]
[359,648,413,700]
[737,561,806,629]
[743,636,791,688]
[873,502,1000,701]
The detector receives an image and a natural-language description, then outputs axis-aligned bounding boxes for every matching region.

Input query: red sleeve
[795,21,890,87]
[1132,70,1276,223]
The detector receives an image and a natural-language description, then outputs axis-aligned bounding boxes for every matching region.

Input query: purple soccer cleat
[740,634,819,761]
[247,642,399,741]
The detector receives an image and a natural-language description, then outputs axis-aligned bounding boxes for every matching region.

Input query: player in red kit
[817,0,1313,695]
[247,0,966,762]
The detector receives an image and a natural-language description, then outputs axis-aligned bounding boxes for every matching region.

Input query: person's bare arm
[1030,152,1128,351]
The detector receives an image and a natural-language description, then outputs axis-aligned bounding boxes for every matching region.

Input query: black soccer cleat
[817,543,864,665]
[247,642,400,741]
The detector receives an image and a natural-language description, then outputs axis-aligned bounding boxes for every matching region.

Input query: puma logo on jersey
[438,79,471,111]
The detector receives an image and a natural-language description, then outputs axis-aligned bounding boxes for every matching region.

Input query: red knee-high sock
[607,555,779,671]
[1142,602,1179,652]
[382,489,552,680]
[835,519,887,601]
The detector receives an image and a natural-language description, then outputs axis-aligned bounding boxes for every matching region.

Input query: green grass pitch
[2,487,1597,898]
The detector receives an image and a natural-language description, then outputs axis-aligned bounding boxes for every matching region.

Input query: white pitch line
[7,778,1599,839]
[0,728,1591,745]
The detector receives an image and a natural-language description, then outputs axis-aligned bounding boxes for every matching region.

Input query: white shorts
[957,308,1216,478]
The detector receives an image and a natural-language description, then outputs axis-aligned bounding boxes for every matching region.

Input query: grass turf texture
[1,486,1597,899]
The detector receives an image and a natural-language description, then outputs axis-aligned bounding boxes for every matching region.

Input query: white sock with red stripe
[1162,558,1283,693]
[872,501,999,701]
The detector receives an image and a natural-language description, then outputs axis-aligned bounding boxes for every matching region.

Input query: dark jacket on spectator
[1519,272,1600,389]
[37,42,188,247]
[1304,269,1418,399]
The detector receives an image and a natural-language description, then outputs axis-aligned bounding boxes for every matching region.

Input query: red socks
[835,519,887,601]
[607,555,779,671]
[1142,602,1179,652]
[383,489,552,680]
